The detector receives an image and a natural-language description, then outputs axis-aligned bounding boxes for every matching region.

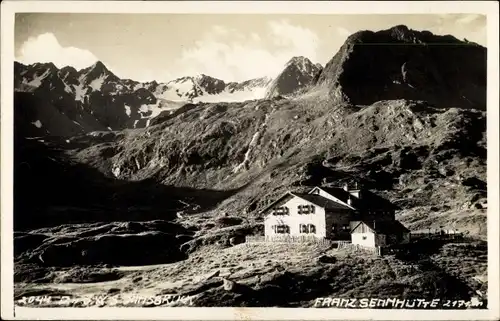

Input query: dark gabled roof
[351,220,410,234]
[260,191,352,215]
[292,193,353,210]
[315,187,400,211]
[260,185,398,216]
[259,192,295,215]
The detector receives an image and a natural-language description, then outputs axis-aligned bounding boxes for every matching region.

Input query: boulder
[222,278,237,291]
[229,236,245,246]
[317,255,337,264]
[461,177,486,190]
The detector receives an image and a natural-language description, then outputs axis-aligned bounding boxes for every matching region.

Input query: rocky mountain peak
[14,61,27,78]
[265,56,322,98]
[313,25,486,110]
[79,61,123,93]
[285,56,316,72]
[89,60,109,73]
[194,74,226,95]
[32,62,58,71]
[80,61,114,81]
[58,66,79,85]
[286,55,308,64]
[59,65,78,74]
[388,24,414,40]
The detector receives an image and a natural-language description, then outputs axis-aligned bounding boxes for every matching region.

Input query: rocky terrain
[13,25,488,307]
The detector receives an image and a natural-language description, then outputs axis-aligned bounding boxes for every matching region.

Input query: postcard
[1,1,499,320]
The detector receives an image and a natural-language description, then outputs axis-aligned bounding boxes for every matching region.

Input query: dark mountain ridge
[314,25,486,110]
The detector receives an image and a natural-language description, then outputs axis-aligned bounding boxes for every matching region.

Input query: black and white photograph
[1,1,499,320]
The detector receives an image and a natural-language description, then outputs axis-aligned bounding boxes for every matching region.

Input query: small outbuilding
[350,220,410,248]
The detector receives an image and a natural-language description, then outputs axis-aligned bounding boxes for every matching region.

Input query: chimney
[349,181,361,199]
[343,183,348,191]
[347,196,352,206]
[373,220,376,230]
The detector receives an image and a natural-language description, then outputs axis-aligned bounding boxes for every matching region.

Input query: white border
[1,1,499,320]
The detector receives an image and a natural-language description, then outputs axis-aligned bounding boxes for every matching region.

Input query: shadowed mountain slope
[313,25,486,110]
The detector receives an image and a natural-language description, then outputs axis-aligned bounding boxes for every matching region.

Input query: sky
[14,13,487,82]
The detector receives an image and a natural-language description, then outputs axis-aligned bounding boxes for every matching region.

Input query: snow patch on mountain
[73,84,88,102]
[194,86,268,103]
[124,105,132,117]
[63,82,73,94]
[137,99,183,127]
[89,74,106,91]
[156,78,200,101]
[25,69,51,87]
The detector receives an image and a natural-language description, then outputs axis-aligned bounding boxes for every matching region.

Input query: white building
[261,185,409,247]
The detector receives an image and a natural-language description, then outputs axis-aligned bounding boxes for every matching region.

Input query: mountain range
[14,56,322,137]
[14,25,485,139]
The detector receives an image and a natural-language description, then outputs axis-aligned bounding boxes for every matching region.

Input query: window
[273,225,290,234]
[299,224,316,234]
[362,236,367,240]
[298,204,315,214]
[272,206,289,216]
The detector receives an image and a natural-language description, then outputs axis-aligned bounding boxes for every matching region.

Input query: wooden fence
[245,235,334,246]
[343,243,382,256]
[332,240,351,249]
[410,231,469,241]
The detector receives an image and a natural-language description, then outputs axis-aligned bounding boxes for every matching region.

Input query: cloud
[456,14,484,26]
[336,27,351,37]
[268,20,319,61]
[432,14,486,46]
[173,20,320,82]
[17,33,98,70]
